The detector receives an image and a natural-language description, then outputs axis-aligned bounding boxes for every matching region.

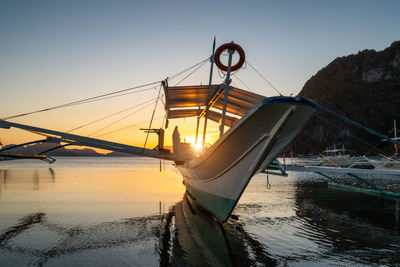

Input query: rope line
[87,100,157,137]
[2,82,161,120]
[217,67,226,79]
[169,57,210,80]
[62,87,157,106]
[143,86,162,150]
[174,59,209,86]
[315,114,391,157]
[66,98,157,133]
[2,57,209,121]
[246,60,283,96]
[303,97,400,146]
[94,116,164,138]
[232,73,254,92]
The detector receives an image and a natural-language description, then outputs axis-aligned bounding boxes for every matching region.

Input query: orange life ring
[214,43,245,72]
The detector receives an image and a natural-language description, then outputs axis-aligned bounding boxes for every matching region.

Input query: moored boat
[171,95,316,221]
[0,40,317,222]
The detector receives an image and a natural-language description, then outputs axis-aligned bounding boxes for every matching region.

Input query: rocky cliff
[290,41,400,155]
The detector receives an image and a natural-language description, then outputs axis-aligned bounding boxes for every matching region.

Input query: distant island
[1,142,137,157]
[290,40,400,156]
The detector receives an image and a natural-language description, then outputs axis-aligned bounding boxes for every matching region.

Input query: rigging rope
[232,73,254,92]
[303,97,400,147]
[265,170,272,189]
[246,60,283,96]
[94,116,164,138]
[168,57,210,81]
[142,86,162,150]
[2,57,209,121]
[66,98,157,133]
[217,67,226,79]
[2,82,161,121]
[315,114,391,157]
[174,59,209,86]
[62,87,157,106]
[87,100,157,137]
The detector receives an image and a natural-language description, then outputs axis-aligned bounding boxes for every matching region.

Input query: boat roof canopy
[168,108,239,127]
[164,84,265,125]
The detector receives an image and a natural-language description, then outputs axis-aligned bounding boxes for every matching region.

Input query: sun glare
[194,143,202,151]
[183,136,203,151]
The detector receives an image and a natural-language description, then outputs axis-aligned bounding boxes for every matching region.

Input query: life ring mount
[214,42,245,72]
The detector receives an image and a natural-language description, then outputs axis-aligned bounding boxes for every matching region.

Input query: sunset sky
[1,0,399,151]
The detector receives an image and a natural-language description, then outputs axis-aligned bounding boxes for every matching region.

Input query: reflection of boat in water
[175,194,232,266]
[295,179,400,231]
[290,179,400,265]
[0,193,276,266]
[0,187,275,265]
[164,193,277,266]
[173,195,234,266]
[0,40,316,222]
[0,168,55,192]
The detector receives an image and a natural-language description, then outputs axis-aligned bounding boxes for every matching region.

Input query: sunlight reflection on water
[0,157,399,266]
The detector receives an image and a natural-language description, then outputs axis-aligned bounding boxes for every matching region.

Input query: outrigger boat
[0,41,316,222]
[299,146,375,169]
[297,121,400,173]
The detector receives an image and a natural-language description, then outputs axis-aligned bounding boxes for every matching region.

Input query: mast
[201,36,216,147]
[219,42,234,137]
[194,106,200,144]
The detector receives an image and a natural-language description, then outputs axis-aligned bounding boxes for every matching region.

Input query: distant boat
[371,155,400,173]
[369,119,400,171]
[370,157,400,171]
[0,40,316,222]
[295,140,400,176]
[299,146,374,169]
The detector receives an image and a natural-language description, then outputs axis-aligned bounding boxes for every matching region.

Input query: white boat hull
[176,96,316,222]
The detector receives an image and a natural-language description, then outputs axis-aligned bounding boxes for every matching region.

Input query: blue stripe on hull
[185,182,236,222]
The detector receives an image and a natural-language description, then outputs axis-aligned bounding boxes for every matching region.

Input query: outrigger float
[1,40,398,222]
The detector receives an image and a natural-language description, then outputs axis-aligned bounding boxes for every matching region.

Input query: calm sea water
[0,157,399,266]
